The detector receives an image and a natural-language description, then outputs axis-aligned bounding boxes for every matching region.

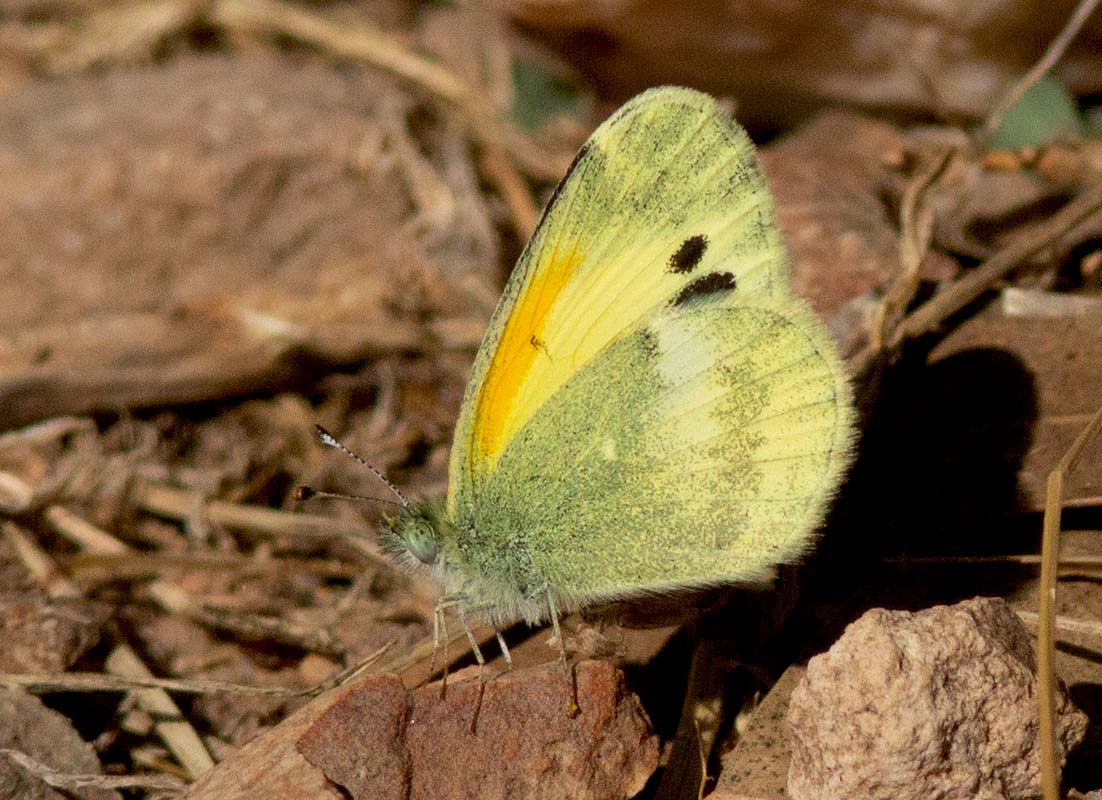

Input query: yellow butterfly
[381,86,854,665]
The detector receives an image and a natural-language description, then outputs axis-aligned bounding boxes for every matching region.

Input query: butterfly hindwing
[466,292,853,605]
[448,88,789,513]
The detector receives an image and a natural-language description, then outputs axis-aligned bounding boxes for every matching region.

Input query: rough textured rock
[183,660,657,800]
[787,597,1088,800]
[0,690,119,800]
[713,665,804,800]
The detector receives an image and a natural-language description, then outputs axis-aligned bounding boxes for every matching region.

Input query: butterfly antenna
[313,425,410,508]
[292,485,405,509]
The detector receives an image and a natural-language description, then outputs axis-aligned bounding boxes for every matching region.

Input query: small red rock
[184,660,657,800]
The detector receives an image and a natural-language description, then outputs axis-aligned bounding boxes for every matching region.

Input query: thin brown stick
[870,148,952,350]
[132,479,440,609]
[849,182,1102,375]
[3,522,82,599]
[978,0,1102,149]
[61,551,359,580]
[0,640,391,699]
[0,469,35,513]
[215,0,469,103]
[480,146,541,239]
[45,505,128,554]
[1038,406,1102,800]
[134,479,383,555]
[0,671,300,697]
[44,0,201,73]
[882,553,1102,570]
[893,182,1102,342]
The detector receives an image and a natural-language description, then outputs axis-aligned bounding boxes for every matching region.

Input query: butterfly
[376,86,854,674]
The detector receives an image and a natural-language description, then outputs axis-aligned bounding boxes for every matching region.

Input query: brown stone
[0,690,119,800]
[787,597,1088,800]
[184,660,657,800]
[713,665,804,800]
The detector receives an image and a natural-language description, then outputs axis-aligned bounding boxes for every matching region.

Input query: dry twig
[1,748,186,793]
[1017,609,1102,641]
[849,182,1102,375]
[0,639,390,699]
[978,0,1102,149]
[870,147,952,351]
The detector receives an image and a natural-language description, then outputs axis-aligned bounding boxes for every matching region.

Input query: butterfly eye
[403,521,441,565]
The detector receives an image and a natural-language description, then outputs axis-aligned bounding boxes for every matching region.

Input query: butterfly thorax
[385,500,545,624]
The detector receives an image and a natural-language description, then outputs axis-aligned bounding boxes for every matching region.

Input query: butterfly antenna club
[313,424,410,508]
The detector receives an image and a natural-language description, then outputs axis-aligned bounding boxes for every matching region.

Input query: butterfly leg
[436,602,449,699]
[547,590,579,717]
[456,603,486,732]
[431,594,465,699]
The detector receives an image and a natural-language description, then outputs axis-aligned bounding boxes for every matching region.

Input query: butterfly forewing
[448,88,790,511]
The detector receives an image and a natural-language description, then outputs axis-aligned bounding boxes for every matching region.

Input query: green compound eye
[402,521,440,566]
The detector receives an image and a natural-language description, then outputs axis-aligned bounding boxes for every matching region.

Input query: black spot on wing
[671,272,737,307]
[668,234,708,273]
[638,327,659,359]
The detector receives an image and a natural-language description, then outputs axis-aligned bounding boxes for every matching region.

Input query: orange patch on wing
[473,247,582,467]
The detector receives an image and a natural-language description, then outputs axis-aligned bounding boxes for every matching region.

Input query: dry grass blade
[105,644,216,780]
[1017,610,1102,641]
[0,748,186,793]
[977,0,1102,150]
[1038,406,1102,800]
[0,639,391,699]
